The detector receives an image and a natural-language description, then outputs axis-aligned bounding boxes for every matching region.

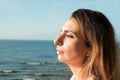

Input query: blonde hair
[71,9,119,80]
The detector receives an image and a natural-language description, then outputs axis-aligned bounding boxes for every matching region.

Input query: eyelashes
[66,35,74,38]
[59,30,74,38]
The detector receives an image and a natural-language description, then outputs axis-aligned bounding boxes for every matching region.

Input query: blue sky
[0,0,120,40]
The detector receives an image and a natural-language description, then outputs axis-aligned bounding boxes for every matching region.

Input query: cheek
[59,42,76,60]
[67,41,87,57]
[58,40,88,64]
[60,42,87,64]
[64,42,82,56]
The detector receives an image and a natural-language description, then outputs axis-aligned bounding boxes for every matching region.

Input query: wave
[23,61,62,65]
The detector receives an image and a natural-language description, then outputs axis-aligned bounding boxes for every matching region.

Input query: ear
[86,48,91,57]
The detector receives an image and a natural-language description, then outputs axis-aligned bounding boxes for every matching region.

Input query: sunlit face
[54,18,88,66]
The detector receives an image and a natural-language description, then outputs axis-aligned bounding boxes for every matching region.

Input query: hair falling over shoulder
[71,9,120,80]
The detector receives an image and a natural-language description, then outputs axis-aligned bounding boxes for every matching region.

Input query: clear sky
[0,0,120,40]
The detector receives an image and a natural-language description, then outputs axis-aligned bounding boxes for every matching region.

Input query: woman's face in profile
[54,18,89,66]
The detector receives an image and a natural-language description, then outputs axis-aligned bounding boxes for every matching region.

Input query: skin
[54,18,91,79]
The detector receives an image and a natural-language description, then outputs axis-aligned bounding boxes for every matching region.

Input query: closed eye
[66,35,74,38]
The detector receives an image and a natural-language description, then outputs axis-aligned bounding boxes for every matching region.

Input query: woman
[54,9,119,80]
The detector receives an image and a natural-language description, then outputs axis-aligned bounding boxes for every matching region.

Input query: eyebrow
[61,29,76,34]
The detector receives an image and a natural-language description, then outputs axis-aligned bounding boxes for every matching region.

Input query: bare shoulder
[86,74,98,80]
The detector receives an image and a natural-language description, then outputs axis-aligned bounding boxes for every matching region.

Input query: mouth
[56,49,64,55]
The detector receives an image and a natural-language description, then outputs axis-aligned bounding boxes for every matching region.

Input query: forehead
[62,18,80,33]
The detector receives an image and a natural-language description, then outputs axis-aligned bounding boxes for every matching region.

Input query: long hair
[71,9,119,80]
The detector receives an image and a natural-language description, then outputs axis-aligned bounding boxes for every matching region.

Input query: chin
[58,56,63,62]
[57,56,69,64]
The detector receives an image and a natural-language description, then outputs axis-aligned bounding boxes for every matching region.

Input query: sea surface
[0,40,72,80]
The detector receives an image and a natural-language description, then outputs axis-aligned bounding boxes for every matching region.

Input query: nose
[54,35,63,46]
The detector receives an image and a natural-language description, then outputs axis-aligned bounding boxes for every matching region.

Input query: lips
[56,49,64,55]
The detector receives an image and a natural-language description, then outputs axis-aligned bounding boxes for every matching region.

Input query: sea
[0,40,72,80]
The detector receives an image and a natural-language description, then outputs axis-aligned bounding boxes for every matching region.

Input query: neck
[68,64,83,80]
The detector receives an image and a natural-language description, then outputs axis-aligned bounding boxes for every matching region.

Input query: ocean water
[0,40,71,80]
